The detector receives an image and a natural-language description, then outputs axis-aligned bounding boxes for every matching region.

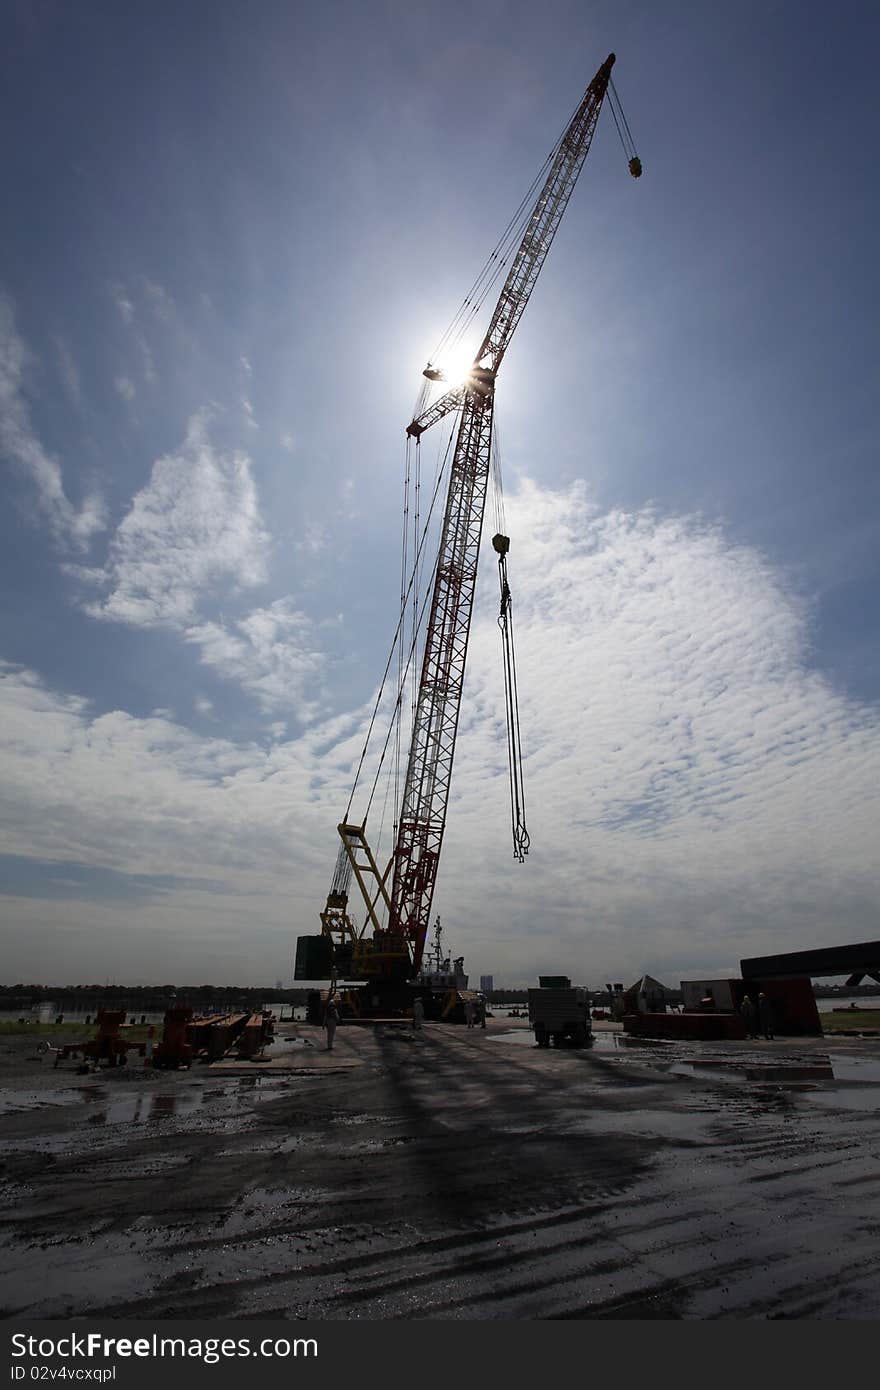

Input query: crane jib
[390,55,617,970]
[314,51,637,993]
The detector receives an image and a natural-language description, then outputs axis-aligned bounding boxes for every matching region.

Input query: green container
[294,935,333,980]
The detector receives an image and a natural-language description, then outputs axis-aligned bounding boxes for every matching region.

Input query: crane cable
[423,78,639,381]
[607,77,641,174]
[490,424,530,863]
[336,64,639,904]
[344,415,458,824]
[425,89,589,373]
[427,165,551,369]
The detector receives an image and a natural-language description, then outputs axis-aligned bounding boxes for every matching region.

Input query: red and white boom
[383,52,620,975]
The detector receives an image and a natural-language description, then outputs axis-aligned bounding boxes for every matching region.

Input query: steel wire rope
[428,179,549,366]
[490,423,529,861]
[372,736,398,929]
[429,191,545,367]
[491,414,506,537]
[395,436,413,844]
[350,80,598,844]
[362,409,459,822]
[426,95,588,370]
[500,573,530,861]
[344,415,459,822]
[364,538,443,824]
[607,78,638,161]
[370,417,445,918]
[411,430,422,742]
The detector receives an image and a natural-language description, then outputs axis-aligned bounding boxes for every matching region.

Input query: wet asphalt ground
[1,1019,879,1319]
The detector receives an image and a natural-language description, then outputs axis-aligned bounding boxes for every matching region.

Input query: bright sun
[434,341,480,388]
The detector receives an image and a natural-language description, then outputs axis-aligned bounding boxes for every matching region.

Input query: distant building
[479,975,494,993]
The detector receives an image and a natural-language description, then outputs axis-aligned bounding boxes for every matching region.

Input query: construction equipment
[528,978,593,1048]
[299,52,640,1014]
[53,1010,145,1068]
[152,1006,194,1068]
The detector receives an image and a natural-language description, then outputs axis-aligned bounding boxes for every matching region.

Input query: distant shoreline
[2,982,879,1011]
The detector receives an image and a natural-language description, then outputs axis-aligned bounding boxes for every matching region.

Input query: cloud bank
[2,481,878,983]
[186,599,325,719]
[0,297,105,548]
[83,412,269,627]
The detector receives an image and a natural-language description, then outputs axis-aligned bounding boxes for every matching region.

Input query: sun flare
[428,340,481,389]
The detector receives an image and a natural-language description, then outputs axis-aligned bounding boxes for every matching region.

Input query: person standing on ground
[324,996,339,1051]
[412,997,424,1031]
[758,992,774,1040]
[477,996,487,1029]
[464,998,475,1029]
[740,994,758,1039]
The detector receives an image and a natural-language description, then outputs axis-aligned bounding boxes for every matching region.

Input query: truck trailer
[528,977,593,1048]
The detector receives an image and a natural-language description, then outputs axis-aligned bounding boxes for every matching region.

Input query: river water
[2,995,878,1025]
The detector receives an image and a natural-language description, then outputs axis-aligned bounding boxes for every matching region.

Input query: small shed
[624,975,672,1015]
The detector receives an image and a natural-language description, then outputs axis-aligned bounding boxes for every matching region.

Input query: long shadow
[365,1027,663,1232]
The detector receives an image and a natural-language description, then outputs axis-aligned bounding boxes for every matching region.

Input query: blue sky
[1,0,878,987]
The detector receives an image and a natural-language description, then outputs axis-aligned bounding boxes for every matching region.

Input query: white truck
[528,977,593,1048]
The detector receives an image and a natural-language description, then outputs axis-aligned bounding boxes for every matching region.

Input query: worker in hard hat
[740,994,758,1040]
[758,993,774,1040]
[323,996,339,1051]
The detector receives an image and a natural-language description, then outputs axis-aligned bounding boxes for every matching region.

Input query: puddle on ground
[668,1062,835,1084]
[799,1088,880,1113]
[489,1028,660,1052]
[76,1088,206,1124]
[489,1031,880,1109]
[824,1055,880,1083]
[220,1185,335,1235]
[0,1089,84,1117]
[233,1073,296,1093]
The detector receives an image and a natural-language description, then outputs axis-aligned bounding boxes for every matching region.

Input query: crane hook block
[423,366,446,382]
[492,533,510,556]
[628,156,642,179]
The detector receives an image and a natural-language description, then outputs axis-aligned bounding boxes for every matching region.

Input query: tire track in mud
[3,1025,880,1318]
[97,1043,793,1317]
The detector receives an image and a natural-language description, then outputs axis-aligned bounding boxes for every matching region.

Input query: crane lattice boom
[476,53,616,374]
[388,53,618,975]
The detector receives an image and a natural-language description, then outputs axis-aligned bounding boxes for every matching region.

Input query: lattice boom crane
[300,52,639,1004]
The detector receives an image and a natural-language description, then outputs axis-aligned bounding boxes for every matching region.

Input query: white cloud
[438,480,880,982]
[280,432,295,454]
[339,476,357,519]
[110,281,156,382]
[143,279,174,322]
[111,283,134,325]
[0,661,353,933]
[82,412,270,627]
[186,598,324,717]
[114,375,136,401]
[2,482,878,986]
[295,522,328,556]
[0,296,106,549]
